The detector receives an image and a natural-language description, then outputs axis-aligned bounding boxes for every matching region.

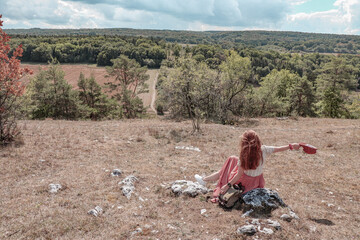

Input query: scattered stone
[170,180,209,197]
[242,188,287,217]
[267,219,281,230]
[309,225,317,232]
[167,224,177,230]
[131,227,142,236]
[95,206,103,214]
[241,209,254,218]
[88,206,103,217]
[280,214,292,222]
[120,175,138,186]
[121,185,135,199]
[289,209,299,219]
[119,175,138,199]
[251,219,261,225]
[258,226,274,235]
[88,209,99,217]
[49,184,62,193]
[175,146,201,152]
[111,169,122,177]
[237,224,257,236]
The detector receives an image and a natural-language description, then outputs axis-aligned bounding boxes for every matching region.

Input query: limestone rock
[120,175,138,186]
[111,169,122,177]
[242,188,287,217]
[267,219,281,230]
[237,224,257,236]
[49,184,62,193]
[280,214,292,222]
[171,180,209,197]
[88,206,103,217]
[258,226,274,235]
[119,175,138,199]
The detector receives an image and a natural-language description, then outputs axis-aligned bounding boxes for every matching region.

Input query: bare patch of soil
[1,118,359,239]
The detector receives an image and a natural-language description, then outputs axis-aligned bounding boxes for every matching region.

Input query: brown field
[1,118,359,239]
[20,63,159,111]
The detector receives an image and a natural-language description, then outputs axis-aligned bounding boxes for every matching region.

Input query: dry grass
[1,118,359,239]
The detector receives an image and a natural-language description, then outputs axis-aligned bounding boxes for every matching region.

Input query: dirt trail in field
[138,69,159,113]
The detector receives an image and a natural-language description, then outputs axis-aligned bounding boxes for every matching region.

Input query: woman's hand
[221,184,229,194]
[292,143,300,150]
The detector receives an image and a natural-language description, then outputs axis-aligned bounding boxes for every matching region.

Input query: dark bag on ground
[218,183,245,209]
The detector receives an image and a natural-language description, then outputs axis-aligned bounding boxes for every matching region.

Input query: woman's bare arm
[273,143,300,153]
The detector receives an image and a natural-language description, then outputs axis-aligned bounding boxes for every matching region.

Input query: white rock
[251,219,260,225]
[237,224,257,236]
[280,214,292,222]
[201,209,207,215]
[88,209,98,217]
[241,209,254,218]
[309,225,317,232]
[258,226,274,235]
[175,146,201,152]
[131,227,142,236]
[95,206,103,214]
[267,219,281,230]
[289,210,299,219]
[49,184,62,193]
[171,180,209,197]
[167,224,177,230]
[121,185,135,199]
[88,206,103,217]
[120,175,138,186]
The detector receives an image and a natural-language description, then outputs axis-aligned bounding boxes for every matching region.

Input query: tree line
[9,35,167,68]
[7,28,360,54]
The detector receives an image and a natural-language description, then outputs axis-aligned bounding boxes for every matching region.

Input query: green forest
[4,28,360,135]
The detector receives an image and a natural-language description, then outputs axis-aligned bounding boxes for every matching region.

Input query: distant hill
[6,28,360,54]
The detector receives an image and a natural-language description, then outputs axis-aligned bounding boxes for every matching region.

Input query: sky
[1,0,360,35]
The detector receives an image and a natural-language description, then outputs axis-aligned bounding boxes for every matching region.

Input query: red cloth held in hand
[299,143,317,154]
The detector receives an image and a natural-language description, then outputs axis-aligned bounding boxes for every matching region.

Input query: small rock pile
[237,219,282,236]
[170,180,209,197]
[119,175,138,199]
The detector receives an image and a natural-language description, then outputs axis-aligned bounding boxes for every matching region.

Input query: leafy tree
[0,15,32,144]
[159,57,217,132]
[77,73,122,120]
[256,69,313,117]
[316,57,357,117]
[217,51,252,123]
[106,55,149,118]
[24,60,85,119]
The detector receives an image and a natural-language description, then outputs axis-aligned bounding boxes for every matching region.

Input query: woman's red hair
[240,130,262,170]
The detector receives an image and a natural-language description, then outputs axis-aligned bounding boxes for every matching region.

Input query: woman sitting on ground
[195,130,300,202]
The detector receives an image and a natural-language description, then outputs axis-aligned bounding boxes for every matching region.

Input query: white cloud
[0,0,359,34]
[285,0,360,34]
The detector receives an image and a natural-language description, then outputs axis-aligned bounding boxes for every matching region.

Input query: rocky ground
[1,117,359,239]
